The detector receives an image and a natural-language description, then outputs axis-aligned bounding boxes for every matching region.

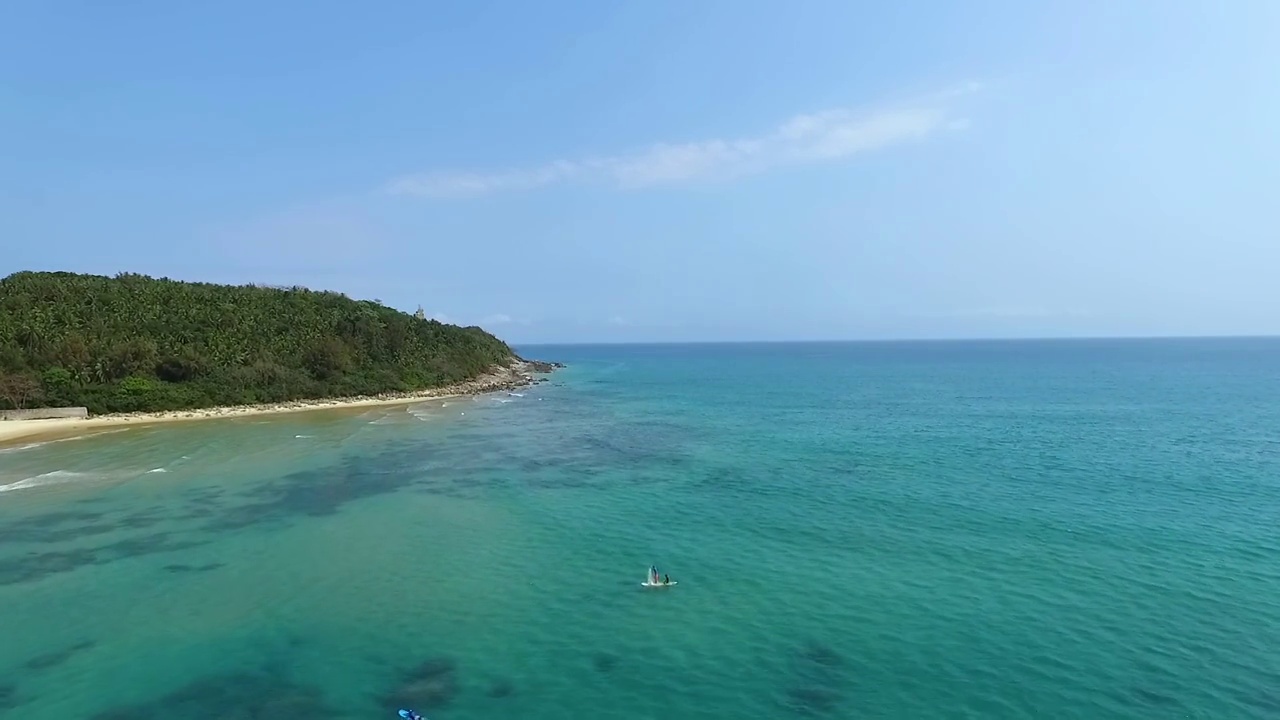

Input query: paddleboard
[641,581,678,587]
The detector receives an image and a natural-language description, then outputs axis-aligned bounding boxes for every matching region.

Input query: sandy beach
[0,361,550,447]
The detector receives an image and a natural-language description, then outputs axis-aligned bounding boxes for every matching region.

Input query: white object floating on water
[642,567,677,587]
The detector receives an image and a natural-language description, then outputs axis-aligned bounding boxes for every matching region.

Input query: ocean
[2,339,1279,719]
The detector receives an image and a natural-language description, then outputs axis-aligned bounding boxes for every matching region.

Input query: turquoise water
[2,339,1280,719]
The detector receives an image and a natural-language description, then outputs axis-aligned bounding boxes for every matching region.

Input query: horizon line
[511,334,1280,348]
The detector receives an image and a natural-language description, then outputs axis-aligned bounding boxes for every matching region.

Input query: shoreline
[0,360,557,447]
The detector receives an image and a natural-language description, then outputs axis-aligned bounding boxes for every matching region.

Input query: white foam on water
[0,441,47,455]
[145,468,169,474]
[407,406,435,420]
[0,428,129,456]
[295,435,314,439]
[0,470,101,494]
[406,411,440,425]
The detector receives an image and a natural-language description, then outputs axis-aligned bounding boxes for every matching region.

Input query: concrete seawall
[0,407,89,421]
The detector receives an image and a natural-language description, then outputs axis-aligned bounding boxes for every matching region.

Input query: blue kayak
[398,711,425,720]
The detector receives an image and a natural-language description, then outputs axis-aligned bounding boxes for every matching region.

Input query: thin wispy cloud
[386,82,983,199]
[427,311,528,328]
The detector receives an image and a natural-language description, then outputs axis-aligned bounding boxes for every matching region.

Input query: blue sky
[3,1,1278,343]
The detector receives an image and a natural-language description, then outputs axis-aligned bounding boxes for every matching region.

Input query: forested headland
[0,271,543,415]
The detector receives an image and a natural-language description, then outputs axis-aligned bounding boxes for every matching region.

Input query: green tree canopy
[0,271,520,414]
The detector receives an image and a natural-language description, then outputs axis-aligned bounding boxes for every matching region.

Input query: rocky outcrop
[518,359,565,374]
[295,356,561,405]
[441,359,555,395]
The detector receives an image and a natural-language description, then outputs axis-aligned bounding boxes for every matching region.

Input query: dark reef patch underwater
[382,657,461,710]
[89,672,337,720]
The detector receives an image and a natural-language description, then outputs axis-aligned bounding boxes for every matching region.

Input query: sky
[3,1,1279,343]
